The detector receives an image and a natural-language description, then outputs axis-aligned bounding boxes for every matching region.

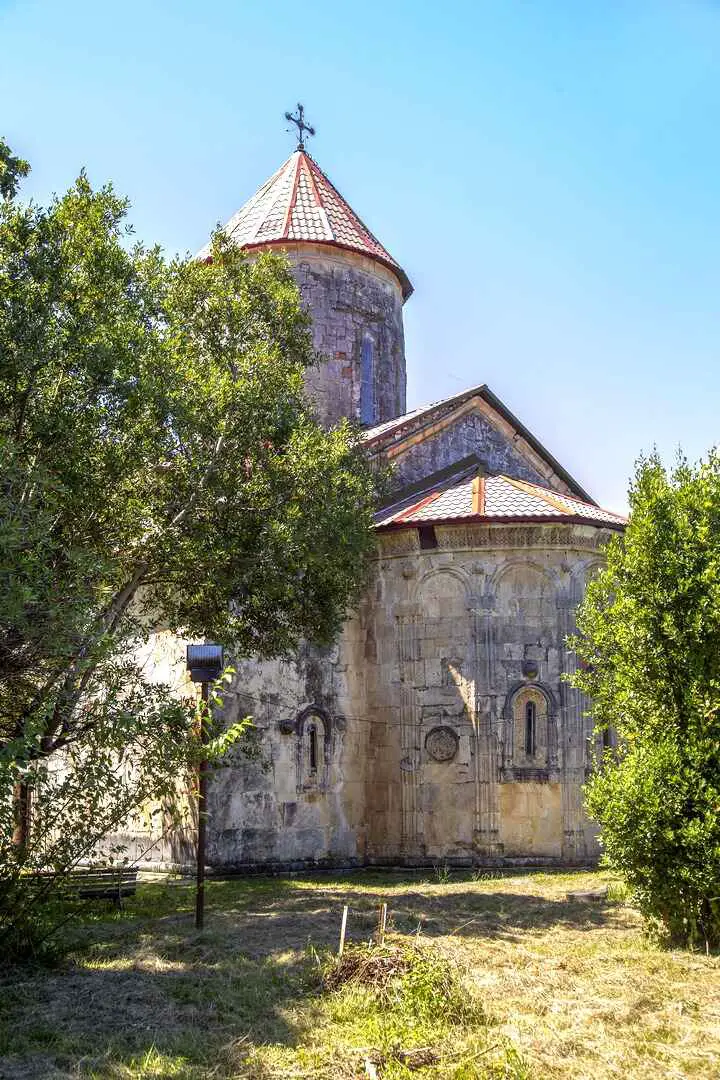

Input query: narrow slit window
[308,723,318,773]
[524,701,536,757]
[295,708,330,792]
[360,336,374,425]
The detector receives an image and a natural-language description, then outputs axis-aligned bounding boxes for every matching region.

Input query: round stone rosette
[425,726,459,762]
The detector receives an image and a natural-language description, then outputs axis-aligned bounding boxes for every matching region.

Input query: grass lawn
[1,869,719,1078]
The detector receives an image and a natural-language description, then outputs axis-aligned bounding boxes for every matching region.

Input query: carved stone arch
[579,556,606,585]
[279,703,333,794]
[502,680,558,720]
[411,563,474,607]
[295,703,333,744]
[487,556,554,596]
[410,564,475,697]
[562,557,604,612]
[501,681,558,775]
[490,557,556,627]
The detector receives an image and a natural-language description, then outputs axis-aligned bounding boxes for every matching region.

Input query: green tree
[0,137,29,200]
[0,144,378,952]
[571,451,720,948]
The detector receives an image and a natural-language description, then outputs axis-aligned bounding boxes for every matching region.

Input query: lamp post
[186,643,224,930]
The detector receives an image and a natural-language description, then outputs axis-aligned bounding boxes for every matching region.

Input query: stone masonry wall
[387,410,548,491]
[204,611,371,871]
[362,522,611,866]
[196,521,611,871]
[284,244,407,428]
[98,617,372,872]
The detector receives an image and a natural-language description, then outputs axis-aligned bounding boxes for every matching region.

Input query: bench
[566,887,608,902]
[22,866,139,907]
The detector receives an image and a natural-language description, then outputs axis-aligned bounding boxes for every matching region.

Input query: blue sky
[2,0,719,513]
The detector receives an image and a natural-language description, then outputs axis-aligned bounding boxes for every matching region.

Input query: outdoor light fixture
[186,642,225,931]
[186,643,224,683]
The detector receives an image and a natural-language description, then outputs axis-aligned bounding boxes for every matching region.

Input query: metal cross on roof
[284,103,315,152]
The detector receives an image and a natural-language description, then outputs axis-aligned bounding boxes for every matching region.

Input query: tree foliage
[0,137,29,200]
[0,143,378,953]
[571,451,720,948]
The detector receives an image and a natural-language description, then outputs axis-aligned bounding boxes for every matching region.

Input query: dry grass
[321,941,416,992]
[0,869,719,1078]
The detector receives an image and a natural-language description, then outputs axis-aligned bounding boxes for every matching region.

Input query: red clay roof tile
[198,151,412,299]
[375,472,626,530]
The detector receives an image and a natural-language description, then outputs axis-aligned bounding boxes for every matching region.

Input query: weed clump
[323,942,411,992]
[315,940,520,1077]
[322,940,480,1026]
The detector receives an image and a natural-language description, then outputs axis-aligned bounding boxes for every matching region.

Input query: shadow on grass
[0,917,319,1077]
[191,872,629,949]
[0,871,624,1077]
[95,872,628,953]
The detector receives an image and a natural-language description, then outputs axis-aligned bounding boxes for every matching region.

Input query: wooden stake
[338,904,348,957]
[378,902,388,945]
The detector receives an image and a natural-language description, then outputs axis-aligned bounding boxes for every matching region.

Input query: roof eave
[240,237,413,301]
[375,513,626,532]
[363,382,490,447]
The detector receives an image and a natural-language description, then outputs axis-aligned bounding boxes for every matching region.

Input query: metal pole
[195,679,209,930]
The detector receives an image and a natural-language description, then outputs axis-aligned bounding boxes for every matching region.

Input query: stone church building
[151,142,625,870]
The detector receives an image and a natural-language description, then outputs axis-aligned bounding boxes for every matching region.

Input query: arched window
[524,701,536,757]
[289,705,331,792]
[509,686,549,767]
[360,335,375,425]
[280,704,335,792]
[302,714,325,785]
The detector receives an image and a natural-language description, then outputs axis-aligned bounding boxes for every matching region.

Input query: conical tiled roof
[199,151,412,299]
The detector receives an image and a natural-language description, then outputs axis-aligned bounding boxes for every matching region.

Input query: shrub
[572,451,720,948]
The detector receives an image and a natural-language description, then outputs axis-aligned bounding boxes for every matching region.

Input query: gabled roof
[364,383,595,504]
[375,466,626,532]
[198,150,412,300]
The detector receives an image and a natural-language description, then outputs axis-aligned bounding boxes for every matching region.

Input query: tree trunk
[12,780,31,855]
